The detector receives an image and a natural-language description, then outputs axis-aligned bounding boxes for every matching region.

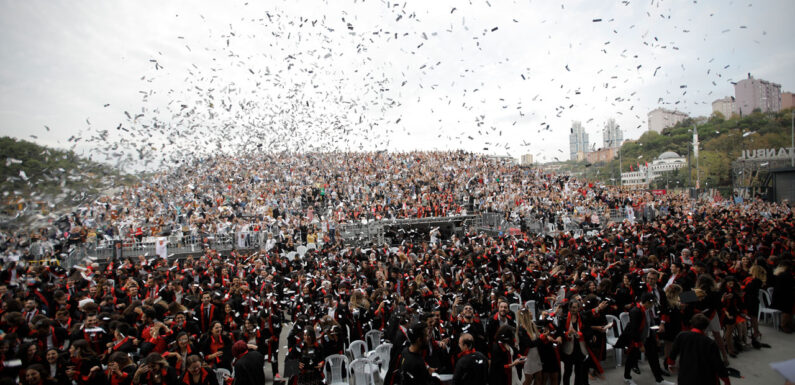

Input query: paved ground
[263,323,795,385]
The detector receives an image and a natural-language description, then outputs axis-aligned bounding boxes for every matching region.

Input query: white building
[621,151,687,186]
[603,118,623,149]
[520,154,534,166]
[712,97,736,118]
[648,108,689,133]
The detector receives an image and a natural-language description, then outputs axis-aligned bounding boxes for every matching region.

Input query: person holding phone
[285,328,323,385]
[488,325,524,385]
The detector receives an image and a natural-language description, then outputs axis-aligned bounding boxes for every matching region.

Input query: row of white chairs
[324,342,393,385]
[509,300,537,322]
[343,327,383,351]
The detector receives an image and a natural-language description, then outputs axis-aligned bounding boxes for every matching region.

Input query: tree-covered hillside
[1,137,134,224]
[566,109,794,191]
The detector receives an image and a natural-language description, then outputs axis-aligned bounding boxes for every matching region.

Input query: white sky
[1,0,793,168]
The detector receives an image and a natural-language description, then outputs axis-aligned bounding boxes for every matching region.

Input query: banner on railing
[113,240,123,259]
[156,237,168,259]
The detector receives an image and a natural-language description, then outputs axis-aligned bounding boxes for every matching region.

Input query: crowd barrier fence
[51,208,634,268]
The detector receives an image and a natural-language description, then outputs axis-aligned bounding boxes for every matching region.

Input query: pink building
[734,74,781,114]
[782,92,794,110]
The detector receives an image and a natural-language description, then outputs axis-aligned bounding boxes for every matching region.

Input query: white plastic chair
[364,329,383,352]
[286,251,297,261]
[348,339,368,360]
[510,303,521,321]
[759,289,781,330]
[619,312,630,331]
[323,354,350,385]
[215,368,232,385]
[349,358,378,385]
[306,242,317,250]
[524,300,537,320]
[368,343,392,379]
[296,245,308,257]
[605,314,622,367]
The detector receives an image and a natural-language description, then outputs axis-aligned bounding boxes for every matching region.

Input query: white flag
[155,237,168,259]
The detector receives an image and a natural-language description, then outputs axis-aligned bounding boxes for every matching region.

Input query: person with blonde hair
[742,265,766,345]
[661,284,684,367]
[516,308,542,385]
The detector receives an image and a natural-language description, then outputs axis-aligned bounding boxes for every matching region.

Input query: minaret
[693,125,699,188]
[692,125,699,159]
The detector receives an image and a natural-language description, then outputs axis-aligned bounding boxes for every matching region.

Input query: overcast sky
[1,0,793,167]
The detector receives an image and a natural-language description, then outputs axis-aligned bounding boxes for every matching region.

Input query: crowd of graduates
[0,152,793,385]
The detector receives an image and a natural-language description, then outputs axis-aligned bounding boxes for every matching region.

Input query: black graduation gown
[488,342,514,385]
[232,350,265,385]
[398,347,434,385]
[771,272,794,313]
[668,330,728,385]
[453,350,489,385]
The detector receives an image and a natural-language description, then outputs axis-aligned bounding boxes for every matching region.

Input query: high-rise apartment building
[569,121,589,161]
[648,108,688,133]
[712,97,736,118]
[734,74,781,114]
[602,118,623,149]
